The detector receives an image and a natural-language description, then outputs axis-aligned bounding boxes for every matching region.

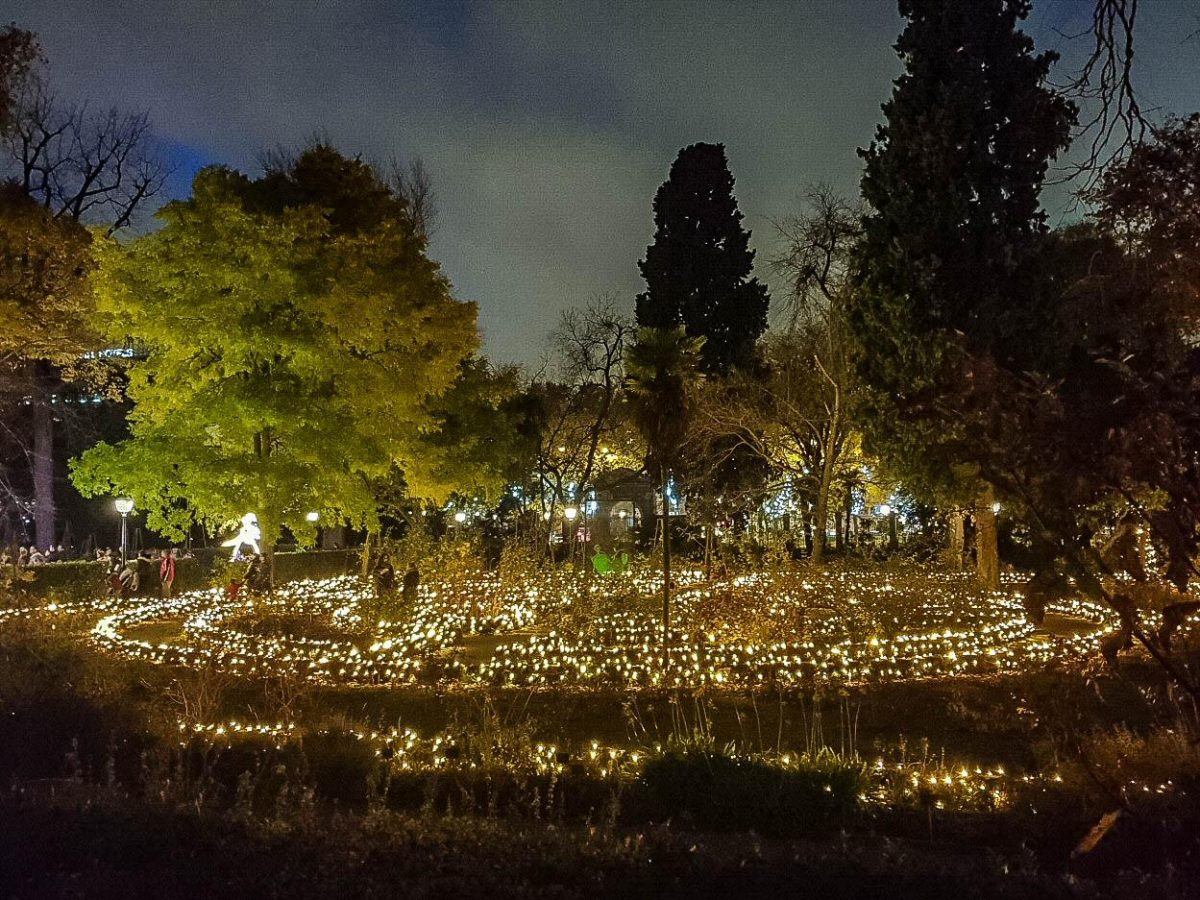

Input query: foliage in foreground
[0,617,1198,898]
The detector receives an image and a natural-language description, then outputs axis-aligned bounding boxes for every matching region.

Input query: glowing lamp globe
[454,511,467,524]
[564,506,578,522]
[877,504,891,517]
[306,511,320,523]
[114,497,135,516]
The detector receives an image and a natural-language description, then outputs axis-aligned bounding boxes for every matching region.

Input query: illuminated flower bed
[176,716,1039,812]
[65,569,1113,689]
[476,571,1111,688]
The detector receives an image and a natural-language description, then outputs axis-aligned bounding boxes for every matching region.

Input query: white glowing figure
[222,513,261,559]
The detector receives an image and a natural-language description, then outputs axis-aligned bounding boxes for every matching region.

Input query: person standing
[118,557,139,596]
[402,563,420,606]
[160,548,177,598]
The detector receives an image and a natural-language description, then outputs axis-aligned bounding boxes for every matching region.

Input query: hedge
[4,549,362,605]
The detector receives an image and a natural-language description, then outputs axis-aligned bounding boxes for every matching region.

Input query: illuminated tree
[72,146,478,558]
[0,29,166,548]
[528,297,635,553]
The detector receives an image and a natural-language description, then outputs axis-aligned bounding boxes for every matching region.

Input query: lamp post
[877,503,898,551]
[306,511,320,550]
[564,506,578,559]
[114,497,134,567]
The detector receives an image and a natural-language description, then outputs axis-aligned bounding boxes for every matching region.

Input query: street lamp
[114,497,134,567]
[306,511,320,523]
[563,506,580,561]
[453,510,467,524]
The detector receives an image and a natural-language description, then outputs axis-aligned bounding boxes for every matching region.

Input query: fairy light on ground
[6,569,1113,689]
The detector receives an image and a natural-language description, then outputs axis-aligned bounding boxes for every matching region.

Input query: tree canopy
[849,0,1076,502]
[72,145,479,547]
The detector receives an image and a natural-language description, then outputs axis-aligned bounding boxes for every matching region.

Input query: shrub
[0,625,157,784]
[300,729,383,806]
[628,747,866,835]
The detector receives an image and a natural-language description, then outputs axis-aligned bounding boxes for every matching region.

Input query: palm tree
[625,326,704,664]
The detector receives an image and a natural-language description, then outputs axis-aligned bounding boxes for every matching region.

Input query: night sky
[10,0,1199,366]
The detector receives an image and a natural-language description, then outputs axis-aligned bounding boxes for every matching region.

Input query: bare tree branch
[770,186,862,328]
[391,156,437,241]
[2,75,168,232]
[1052,0,1150,191]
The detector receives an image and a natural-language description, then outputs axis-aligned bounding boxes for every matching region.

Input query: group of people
[373,554,421,604]
[1,544,71,567]
[107,548,187,600]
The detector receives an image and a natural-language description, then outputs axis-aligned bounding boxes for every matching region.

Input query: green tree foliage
[417,356,538,502]
[636,143,769,375]
[72,146,479,548]
[0,183,93,365]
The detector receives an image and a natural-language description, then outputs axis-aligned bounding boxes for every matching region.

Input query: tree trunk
[975,486,1000,590]
[812,483,828,564]
[661,467,671,668]
[29,360,55,549]
[945,511,965,570]
[704,522,713,582]
[813,469,833,564]
[361,530,376,577]
[887,512,899,551]
[845,488,854,549]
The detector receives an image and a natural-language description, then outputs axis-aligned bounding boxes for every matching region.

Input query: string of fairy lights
[1,568,1185,812]
[176,716,1032,810]
[0,568,1116,689]
[173,717,1182,814]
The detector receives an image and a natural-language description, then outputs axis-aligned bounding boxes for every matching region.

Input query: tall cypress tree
[636,142,770,375]
[853,0,1074,389]
[849,0,1075,586]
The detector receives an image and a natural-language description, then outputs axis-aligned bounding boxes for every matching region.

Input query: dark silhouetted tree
[849,0,1075,587]
[636,142,769,375]
[0,26,38,135]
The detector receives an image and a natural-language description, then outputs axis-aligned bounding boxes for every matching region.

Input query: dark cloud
[9,0,1198,365]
